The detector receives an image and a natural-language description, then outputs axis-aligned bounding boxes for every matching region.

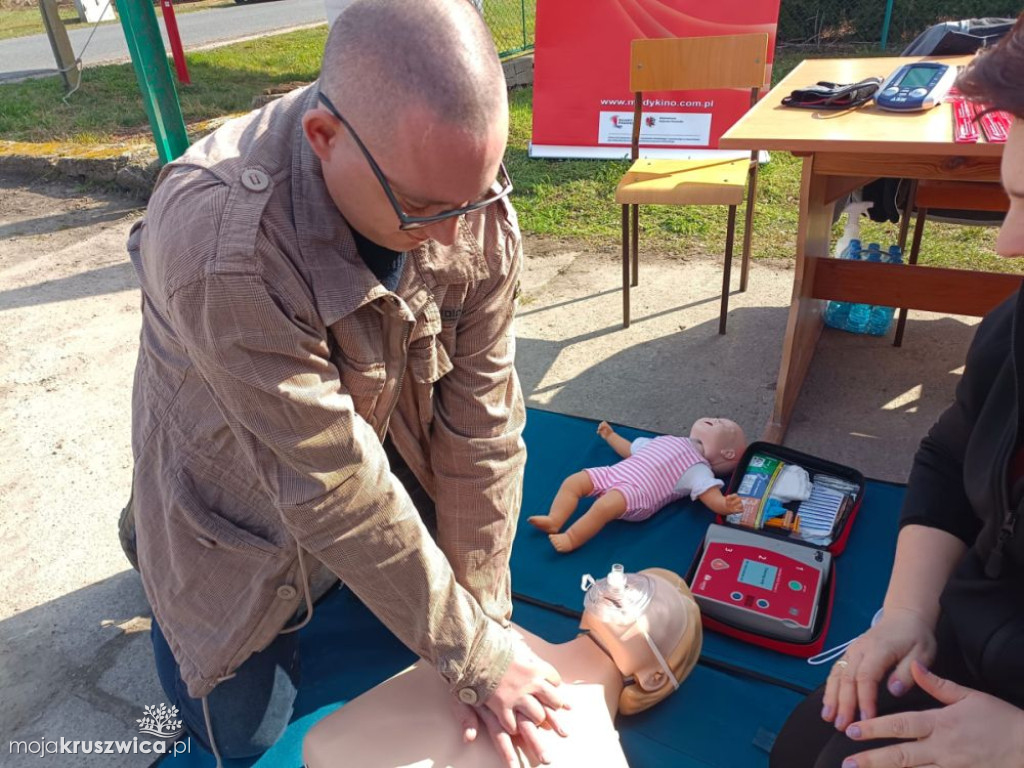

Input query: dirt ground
[0,176,156,766]
[0,172,982,765]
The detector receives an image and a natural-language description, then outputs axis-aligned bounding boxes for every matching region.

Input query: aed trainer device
[692,525,831,643]
[876,61,957,111]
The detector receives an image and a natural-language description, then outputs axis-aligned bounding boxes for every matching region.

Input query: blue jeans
[151,618,301,761]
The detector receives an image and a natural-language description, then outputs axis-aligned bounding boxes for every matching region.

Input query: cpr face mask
[579,565,702,715]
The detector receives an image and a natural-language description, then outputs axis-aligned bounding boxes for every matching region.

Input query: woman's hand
[822,607,937,731]
[842,661,1024,768]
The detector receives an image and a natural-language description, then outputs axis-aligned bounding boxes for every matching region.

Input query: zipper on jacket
[985,513,1017,579]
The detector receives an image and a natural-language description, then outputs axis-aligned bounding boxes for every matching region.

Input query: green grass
[505,44,1012,274]
[0,27,1010,273]
[1,5,82,41]
[0,0,236,42]
[0,25,326,143]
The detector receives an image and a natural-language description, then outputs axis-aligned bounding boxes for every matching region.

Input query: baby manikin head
[579,565,702,715]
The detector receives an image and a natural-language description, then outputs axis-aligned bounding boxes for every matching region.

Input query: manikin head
[689,417,747,474]
[579,566,702,715]
[302,0,509,253]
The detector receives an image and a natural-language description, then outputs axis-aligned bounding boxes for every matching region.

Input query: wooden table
[720,55,1015,443]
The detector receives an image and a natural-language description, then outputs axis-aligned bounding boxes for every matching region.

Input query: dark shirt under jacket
[899,285,1024,707]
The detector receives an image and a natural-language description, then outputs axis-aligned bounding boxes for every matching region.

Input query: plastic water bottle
[840,241,873,333]
[824,201,872,331]
[824,237,864,329]
[866,301,895,336]
[865,245,903,336]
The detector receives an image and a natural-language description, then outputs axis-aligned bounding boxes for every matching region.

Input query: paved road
[0,0,326,82]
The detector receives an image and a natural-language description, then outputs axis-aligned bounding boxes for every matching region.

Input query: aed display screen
[738,559,778,590]
[898,67,936,89]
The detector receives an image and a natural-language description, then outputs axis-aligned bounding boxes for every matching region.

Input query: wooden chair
[893,179,1010,346]
[614,33,769,332]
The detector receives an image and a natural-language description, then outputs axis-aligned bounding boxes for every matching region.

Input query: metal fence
[778,0,1021,50]
[484,0,1021,59]
[485,0,535,59]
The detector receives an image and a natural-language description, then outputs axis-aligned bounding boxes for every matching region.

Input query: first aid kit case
[688,442,866,657]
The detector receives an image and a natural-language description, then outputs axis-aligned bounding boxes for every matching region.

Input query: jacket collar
[290,85,491,327]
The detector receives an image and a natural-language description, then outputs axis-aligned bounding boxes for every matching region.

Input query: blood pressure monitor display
[876,62,957,111]
[897,67,935,90]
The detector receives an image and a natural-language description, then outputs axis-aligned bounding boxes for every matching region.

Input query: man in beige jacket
[123,0,566,764]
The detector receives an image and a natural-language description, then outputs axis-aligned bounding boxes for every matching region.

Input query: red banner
[530,0,781,158]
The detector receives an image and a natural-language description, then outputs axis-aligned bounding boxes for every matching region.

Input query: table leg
[763,155,834,442]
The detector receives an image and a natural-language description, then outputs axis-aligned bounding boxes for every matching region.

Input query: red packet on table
[952,98,980,143]
[979,109,1012,143]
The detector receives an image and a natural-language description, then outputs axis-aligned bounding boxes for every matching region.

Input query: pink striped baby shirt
[585,435,719,521]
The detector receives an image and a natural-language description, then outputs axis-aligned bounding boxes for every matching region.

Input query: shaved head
[321,0,506,137]
[304,0,509,252]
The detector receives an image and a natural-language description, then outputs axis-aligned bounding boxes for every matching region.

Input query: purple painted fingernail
[859,709,867,722]
[847,724,862,739]
[821,704,834,720]
[842,760,858,768]
[889,679,905,696]
[835,715,847,731]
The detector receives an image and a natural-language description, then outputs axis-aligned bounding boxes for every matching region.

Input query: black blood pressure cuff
[781,78,882,110]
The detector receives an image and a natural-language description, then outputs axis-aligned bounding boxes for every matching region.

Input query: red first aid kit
[687,442,866,657]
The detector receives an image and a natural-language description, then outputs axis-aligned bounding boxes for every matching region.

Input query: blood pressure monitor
[876,61,957,111]
[692,525,831,643]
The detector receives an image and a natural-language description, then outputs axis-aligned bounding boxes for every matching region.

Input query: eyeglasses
[317,92,513,231]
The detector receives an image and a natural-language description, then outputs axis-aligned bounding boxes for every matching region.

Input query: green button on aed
[788,579,803,591]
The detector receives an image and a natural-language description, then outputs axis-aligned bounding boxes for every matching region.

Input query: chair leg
[894,207,927,348]
[740,165,758,293]
[897,180,918,252]
[622,204,631,328]
[720,205,738,335]
[630,204,639,288]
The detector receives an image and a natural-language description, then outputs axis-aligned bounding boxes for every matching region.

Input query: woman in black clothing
[771,14,1024,768]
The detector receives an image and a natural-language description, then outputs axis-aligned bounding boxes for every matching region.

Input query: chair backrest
[627,34,768,159]
[629,33,768,93]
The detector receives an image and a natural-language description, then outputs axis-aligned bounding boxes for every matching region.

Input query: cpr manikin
[529,418,748,552]
[302,565,702,768]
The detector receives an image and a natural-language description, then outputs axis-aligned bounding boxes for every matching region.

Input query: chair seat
[615,157,749,206]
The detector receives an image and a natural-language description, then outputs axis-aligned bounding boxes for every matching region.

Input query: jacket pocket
[175,468,285,558]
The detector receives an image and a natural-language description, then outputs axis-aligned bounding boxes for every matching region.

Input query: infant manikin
[529,418,748,552]
[302,565,702,768]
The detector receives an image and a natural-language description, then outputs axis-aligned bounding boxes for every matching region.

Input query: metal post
[160,0,191,85]
[880,0,895,50]
[520,0,527,50]
[38,0,80,92]
[116,0,189,163]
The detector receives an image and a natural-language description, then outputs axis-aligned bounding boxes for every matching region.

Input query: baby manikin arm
[302,625,630,768]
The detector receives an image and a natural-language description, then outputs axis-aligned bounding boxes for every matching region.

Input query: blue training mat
[514,409,904,694]
[160,593,802,768]
[160,408,905,767]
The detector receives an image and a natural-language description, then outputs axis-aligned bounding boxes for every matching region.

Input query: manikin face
[580,571,695,694]
[303,99,509,252]
[689,417,746,474]
[997,119,1024,259]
